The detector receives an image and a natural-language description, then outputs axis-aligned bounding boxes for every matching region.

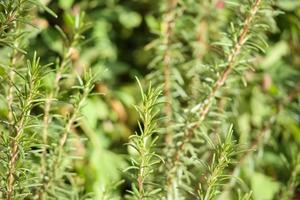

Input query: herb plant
[0,0,299,200]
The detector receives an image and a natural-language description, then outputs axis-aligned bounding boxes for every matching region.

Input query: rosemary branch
[40,74,93,197]
[39,14,88,198]
[219,81,300,199]
[162,0,177,146]
[5,2,29,198]
[127,83,162,200]
[39,49,72,199]
[40,45,77,194]
[167,0,263,194]
[7,54,42,200]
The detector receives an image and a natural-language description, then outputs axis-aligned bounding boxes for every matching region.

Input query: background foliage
[0,0,299,199]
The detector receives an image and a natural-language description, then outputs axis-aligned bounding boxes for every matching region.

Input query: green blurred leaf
[119,11,142,29]
[277,0,300,11]
[82,98,109,129]
[41,28,63,54]
[145,15,160,33]
[250,87,270,127]
[251,172,280,200]
[261,41,289,69]
[59,0,74,10]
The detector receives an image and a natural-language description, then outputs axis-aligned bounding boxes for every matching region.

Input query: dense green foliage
[0,0,299,199]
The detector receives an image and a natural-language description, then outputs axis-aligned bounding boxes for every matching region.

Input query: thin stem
[137,103,152,200]
[6,54,16,200]
[163,0,177,146]
[6,47,18,133]
[56,83,91,172]
[40,82,91,195]
[138,147,146,200]
[39,46,74,200]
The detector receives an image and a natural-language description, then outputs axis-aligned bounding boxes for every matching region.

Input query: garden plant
[0,0,299,200]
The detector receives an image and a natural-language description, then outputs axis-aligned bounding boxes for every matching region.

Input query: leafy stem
[127,82,162,200]
[7,54,43,200]
[167,0,263,195]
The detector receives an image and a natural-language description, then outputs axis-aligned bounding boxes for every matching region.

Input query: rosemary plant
[0,0,94,199]
[1,0,299,199]
[126,81,163,200]
[197,125,245,200]
[155,0,275,199]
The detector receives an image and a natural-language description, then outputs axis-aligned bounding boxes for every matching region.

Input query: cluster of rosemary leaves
[1,0,299,200]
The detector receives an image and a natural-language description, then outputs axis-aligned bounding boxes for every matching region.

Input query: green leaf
[251,172,280,200]
[145,15,160,33]
[261,41,289,69]
[41,28,63,54]
[59,0,74,10]
[81,98,108,129]
[119,11,142,29]
[277,0,300,11]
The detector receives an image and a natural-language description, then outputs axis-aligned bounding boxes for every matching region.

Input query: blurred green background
[25,0,300,199]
